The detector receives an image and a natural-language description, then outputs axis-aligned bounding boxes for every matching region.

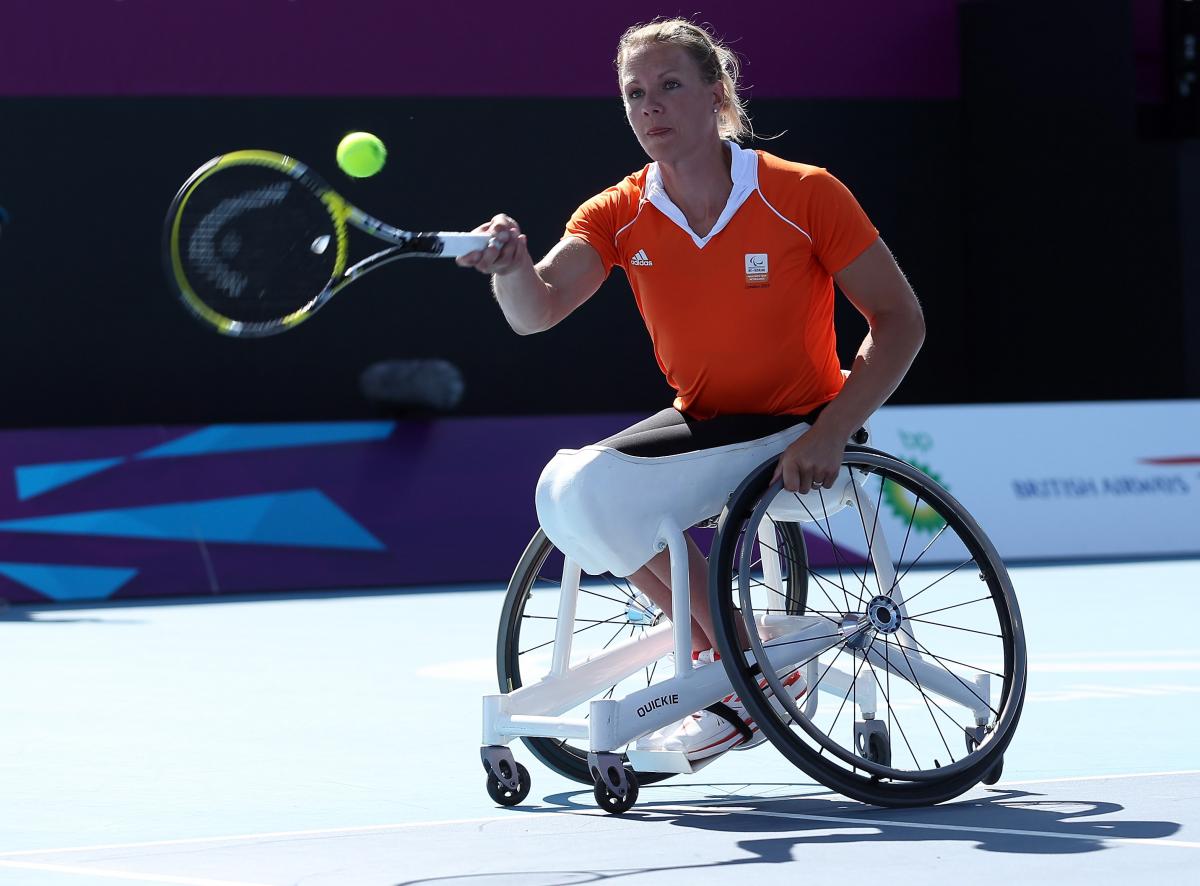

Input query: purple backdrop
[0,416,633,603]
[1,0,961,98]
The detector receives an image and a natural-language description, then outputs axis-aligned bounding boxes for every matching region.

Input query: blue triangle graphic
[0,562,138,601]
[0,490,385,550]
[14,457,125,500]
[137,422,395,459]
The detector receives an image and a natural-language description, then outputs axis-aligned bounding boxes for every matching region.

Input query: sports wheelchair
[481,435,1027,814]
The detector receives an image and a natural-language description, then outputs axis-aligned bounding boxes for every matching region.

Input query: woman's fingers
[456,215,522,273]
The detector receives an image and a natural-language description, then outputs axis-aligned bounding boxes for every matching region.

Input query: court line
[985,769,1200,787]
[3,769,1195,860]
[0,817,513,859]
[0,860,270,886]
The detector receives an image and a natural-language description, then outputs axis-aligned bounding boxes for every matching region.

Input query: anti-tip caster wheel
[592,767,639,814]
[864,731,892,767]
[486,761,531,807]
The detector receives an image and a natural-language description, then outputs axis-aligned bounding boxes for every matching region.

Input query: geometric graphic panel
[0,562,138,601]
[14,457,125,500]
[0,490,385,550]
[136,422,395,459]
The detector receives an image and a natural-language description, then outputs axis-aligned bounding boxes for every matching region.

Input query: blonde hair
[615,19,753,143]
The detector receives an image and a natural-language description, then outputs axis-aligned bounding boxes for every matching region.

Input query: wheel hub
[839,596,902,650]
[866,595,902,635]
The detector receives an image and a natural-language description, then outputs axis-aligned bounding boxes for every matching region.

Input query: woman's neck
[657,141,733,236]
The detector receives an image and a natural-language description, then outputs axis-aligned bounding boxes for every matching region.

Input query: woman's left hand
[770,426,848,494]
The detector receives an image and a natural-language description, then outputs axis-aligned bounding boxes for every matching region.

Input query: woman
[458,19,925,760]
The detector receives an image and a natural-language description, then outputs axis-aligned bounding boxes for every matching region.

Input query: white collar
[644,141,759,248]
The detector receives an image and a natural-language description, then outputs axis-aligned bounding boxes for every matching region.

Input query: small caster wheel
[864,731,891,766]
[856,720,891,767]
[593,768,639,814]
[981,754,1004,786]
[485,761,531,807]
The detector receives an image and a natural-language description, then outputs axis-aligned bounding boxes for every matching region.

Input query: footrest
[624,748,720,775]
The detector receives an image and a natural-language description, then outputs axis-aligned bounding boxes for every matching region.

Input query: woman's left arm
[772,237,926,493]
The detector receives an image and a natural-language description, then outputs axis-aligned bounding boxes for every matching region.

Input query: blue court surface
[2,559,1197,885]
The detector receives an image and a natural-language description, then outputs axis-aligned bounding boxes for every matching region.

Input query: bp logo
[883,451,948,534]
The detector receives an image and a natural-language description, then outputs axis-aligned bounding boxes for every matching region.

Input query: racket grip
[438,233,492,258]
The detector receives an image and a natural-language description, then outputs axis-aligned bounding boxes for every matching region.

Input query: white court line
[3,769,1196,861]
[986,769,1200,787]
[0,860,270,886]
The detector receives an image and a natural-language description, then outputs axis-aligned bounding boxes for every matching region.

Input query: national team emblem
[745,253,769,286]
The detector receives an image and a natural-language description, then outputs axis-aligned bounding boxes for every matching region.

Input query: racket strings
[172,165,340,327]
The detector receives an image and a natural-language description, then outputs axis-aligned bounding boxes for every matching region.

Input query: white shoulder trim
[755,188,813,242]
[612,195,647,246]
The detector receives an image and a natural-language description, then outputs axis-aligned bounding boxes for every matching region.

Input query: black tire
[864,731,892,767]
[709,447,1027,808]
[592,767,640,814]
[982,755,1004,785]
[485,761,531,807]
[497,525,807,785]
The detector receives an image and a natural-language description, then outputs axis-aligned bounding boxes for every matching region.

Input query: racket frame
[163,149,487,337]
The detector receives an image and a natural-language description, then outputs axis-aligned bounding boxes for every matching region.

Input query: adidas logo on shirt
[630,249,654,267]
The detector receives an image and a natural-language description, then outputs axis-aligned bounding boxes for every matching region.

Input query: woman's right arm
[456,214,607,335]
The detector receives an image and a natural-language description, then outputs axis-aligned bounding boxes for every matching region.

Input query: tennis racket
[162,150,489,337]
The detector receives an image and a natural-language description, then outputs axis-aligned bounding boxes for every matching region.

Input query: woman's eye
[664,80,680,90]
[628,89,644,100]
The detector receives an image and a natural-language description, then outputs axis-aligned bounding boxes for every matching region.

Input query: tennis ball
[336,131,387,178]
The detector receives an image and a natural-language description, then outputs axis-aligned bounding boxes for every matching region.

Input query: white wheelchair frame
[481,458,998,810]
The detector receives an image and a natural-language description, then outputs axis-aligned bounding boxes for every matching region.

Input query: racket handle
[437,233,492,258]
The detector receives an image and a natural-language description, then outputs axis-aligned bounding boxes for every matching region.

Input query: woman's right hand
[455,214,531,276]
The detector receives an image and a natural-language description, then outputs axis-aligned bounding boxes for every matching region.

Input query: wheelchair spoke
[764,629,852,653]
[886,522,952,598]
[577,585,653,613]
[895,623,1000,717]
[600,574,656,618]
[879,636,966,765]
[820,486,870,610]
[645,656,659,687]
[906,617,1002,639]
[600,622,630,651]
[891,487,919,583]
[521,614,629,625]
[865,637,938,769]
[895,624,1006,686]
[823,647,871,759]
[518,612,631,656]
[806,566,862,619]
[787,492,867,607]
[894,558,976,610]
[885,633,892,750]
[848,475,886,601]
[907,593,993,621]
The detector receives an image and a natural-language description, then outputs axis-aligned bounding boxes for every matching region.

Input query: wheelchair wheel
[497,524,808,785]
[709,446,1027,807]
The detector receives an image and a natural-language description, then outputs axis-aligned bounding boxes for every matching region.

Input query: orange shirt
[564,143,878,419]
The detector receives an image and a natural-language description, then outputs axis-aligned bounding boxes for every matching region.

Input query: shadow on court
[390,786,1184,886]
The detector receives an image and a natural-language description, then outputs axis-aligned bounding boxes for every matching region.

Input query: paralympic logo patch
[745,253,769,286]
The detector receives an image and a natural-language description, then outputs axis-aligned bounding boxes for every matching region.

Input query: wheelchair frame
[482,450,1013,813]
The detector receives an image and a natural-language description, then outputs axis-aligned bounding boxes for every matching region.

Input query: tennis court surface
[2,558,1197,885]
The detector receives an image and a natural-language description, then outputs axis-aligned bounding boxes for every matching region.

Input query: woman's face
[620,42,723,163]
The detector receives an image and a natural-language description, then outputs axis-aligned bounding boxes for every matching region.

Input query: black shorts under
[595,405,831,458]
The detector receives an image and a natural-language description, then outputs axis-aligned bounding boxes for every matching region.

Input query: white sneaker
[658,669,808,762]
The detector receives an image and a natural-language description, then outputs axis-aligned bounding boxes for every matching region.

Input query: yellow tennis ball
[336,131,387,178]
